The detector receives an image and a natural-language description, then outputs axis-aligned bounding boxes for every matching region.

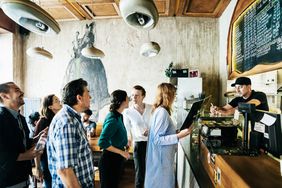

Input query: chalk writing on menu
[232,0,282,73]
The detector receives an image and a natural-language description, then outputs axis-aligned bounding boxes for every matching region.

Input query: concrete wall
[0,33,13,82]
[24,17,220,116]
[218,0,238,106]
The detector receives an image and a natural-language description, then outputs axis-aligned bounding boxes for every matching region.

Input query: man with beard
[0,82,42,188]
[210,77,269,115]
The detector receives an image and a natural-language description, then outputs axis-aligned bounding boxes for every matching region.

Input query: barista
[210,77,269,115]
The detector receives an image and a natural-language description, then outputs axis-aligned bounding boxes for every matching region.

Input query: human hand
[120,151,130,160]
[143,129,149,136]
[177,126,193,139]
[17,146,43,161]
[125,145,130,152]
[33,127,48,141]
[210,103,218,114]
[34,168,43,181]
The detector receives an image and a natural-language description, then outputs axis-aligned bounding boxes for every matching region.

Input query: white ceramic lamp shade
[140,41,160,57]
[81,46,105,59]
[1,0,60,35]
[26,47,53,59]
[119,0,159,30]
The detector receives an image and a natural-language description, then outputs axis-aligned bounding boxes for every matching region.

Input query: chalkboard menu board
[232,0,282,73]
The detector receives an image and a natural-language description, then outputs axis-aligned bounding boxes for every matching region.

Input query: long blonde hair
[152,83,176,115]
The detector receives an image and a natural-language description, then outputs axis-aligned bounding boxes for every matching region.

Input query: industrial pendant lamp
[26,47,53,59]
[81,22,105,59]
[140,41,160,57]
[0,0,60,35]
[81,45,105,59]
[119,0,159,30]
[140,31,160,57]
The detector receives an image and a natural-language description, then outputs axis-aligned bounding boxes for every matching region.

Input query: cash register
[199,116,239,149]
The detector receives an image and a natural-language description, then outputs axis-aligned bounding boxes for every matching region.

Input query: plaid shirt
[47,105,94,187]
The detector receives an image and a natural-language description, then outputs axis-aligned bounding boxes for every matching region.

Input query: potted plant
[165,62,177,85]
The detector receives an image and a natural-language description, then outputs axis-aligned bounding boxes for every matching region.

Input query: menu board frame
[228,0,282,79]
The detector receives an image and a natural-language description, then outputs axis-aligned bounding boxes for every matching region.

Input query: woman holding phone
[34,94,62,188]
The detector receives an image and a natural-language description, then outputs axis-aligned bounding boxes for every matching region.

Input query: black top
[35,117,51,168]
[34,117,51,136]
[0,106,32,187]
[229,90,269,111]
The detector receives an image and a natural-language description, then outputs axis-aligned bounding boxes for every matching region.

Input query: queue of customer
[0,76,269,188]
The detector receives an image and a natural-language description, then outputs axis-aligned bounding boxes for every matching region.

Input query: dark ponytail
[109,90,127,112]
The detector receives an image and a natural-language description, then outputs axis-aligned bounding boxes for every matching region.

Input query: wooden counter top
[200,141,282,188]
[217,154,282,188]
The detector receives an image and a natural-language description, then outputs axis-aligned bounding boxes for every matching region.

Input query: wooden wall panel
[0,9,16,33]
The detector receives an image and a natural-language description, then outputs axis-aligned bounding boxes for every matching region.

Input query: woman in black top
[34,94,62,188]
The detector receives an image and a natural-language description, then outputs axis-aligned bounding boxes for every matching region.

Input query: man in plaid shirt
[47,78,95,187]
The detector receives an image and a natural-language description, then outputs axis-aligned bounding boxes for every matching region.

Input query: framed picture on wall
[189,69,200,77]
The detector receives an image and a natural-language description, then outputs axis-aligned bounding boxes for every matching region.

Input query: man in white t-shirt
[123,85,152,188]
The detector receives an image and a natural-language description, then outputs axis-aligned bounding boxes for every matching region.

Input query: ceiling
[33,0,231,21]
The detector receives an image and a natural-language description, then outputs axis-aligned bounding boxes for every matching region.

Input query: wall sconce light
[140,41,160,57]
[0,0,60,35]
[26,47,53,59]
[119,0,159,30]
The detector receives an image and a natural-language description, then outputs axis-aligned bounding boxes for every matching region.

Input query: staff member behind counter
[210,77,269,115]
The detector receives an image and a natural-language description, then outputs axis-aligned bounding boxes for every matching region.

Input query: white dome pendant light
[119,0,159,30]
[0,0,60,35]
[140,31,160,57]
[140,41,160,57]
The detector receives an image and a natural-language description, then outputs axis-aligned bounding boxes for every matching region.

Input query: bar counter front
[177,115,282,188]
